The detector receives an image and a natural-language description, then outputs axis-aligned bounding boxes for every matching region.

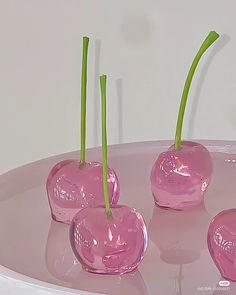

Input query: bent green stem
[80,36,89,165]
[175,31,220,150]
[100,75,112,220]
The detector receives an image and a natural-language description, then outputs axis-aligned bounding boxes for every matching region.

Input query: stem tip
[174,31,220,150]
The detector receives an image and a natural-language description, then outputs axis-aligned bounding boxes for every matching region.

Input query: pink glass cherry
[47,160,119,224]
[46,220,147,293]
[151,31,219,210]
[207,209,236,282]
[46,37,120,224]
[70,205,147,274]
[69,75,148,275]
[151,140,213,210]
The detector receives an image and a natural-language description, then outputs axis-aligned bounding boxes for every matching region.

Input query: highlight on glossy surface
[46,160,120,224]
[150,141,213,210]
[69,205,148,275]
[207,209,236,282]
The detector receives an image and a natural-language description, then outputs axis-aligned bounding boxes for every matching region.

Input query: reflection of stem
[174,264,183,295]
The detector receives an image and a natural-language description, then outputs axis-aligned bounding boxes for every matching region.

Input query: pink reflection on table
[208,209,236,282]
[46,160,120,224]
[70,205,148,274]
[45,220,80,282]
[148,203,212,294]
[148,203,212,264]
[73,269,148,295]
[150,141,213,210]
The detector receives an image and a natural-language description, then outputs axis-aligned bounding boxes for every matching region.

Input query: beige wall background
[0,0,235,174]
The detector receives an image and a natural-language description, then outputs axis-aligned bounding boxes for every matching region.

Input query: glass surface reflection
[148,203,212,294]
[45,220,148,294]
[45,220,81,282]
[148,203,211,264]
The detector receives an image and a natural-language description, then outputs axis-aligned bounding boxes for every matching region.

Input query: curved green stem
[100,75,112,220]
[175,31,220,150]
[80,36,89,165]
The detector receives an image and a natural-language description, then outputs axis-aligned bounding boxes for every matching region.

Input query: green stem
[100,75,112,220]
[80,36,89,165]
[175,31,220,150]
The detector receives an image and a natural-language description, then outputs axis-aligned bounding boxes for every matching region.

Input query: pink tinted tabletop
[0,140,236,295]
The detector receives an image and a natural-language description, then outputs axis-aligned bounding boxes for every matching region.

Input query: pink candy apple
[208,209,236,282]
[46,160,120,224]
[150,32,219,210]
[69,205,147,275]
[150,141,213,210]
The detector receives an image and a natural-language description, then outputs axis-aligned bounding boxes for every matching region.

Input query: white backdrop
[0,0,235,174]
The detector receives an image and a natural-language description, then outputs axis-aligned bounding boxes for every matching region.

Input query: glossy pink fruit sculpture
[150,141,213,210]
[46,160,120,224]
[207,209,236,282]
[46,38,120,224]
[150,32,219,210]
[69,205,148,275]
[69,75,148,275]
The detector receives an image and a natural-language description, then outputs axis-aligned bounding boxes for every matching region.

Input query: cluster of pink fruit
[46,32,236,281]
[47,37,147,275]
